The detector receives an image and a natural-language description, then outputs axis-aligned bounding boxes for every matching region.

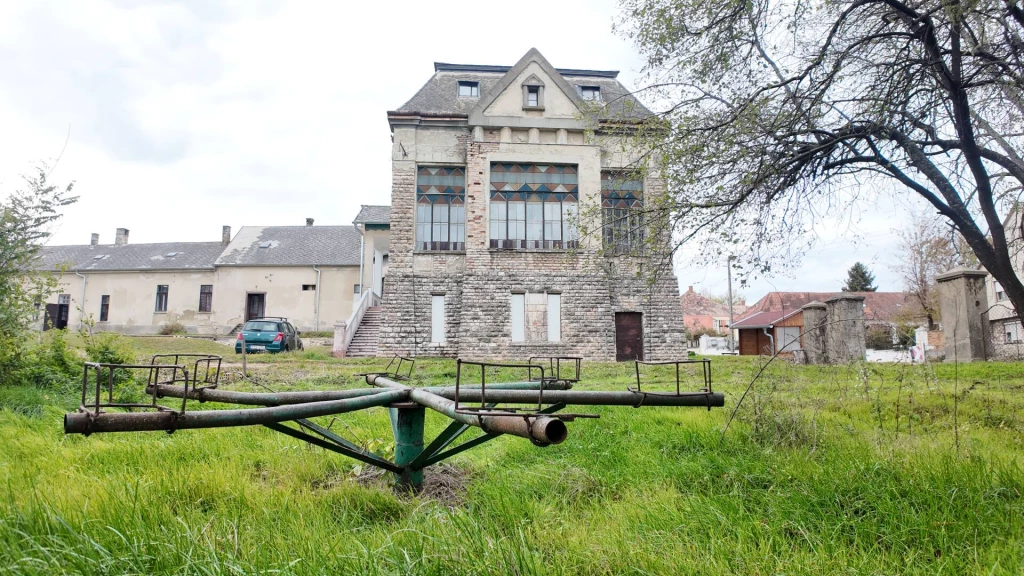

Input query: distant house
[32,207,391,335]
[731,291,925,356]
[679,285,746,336]
[985,209,1023,356]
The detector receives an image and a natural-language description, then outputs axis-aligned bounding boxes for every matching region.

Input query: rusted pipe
[368,375,568,446]
[64,388,409,435]
[430,388,726,407]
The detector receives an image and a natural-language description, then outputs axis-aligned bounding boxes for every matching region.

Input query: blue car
[235,318,303,354]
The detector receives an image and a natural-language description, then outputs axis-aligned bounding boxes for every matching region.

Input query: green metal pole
[391,404,426,492]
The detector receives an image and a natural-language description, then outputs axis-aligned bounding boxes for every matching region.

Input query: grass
[0,337,1023,574]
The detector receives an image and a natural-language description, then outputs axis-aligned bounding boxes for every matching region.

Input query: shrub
[866,326,895,350]
[158,322,187,336]
[83,332,137,388]
[18,330,84,391]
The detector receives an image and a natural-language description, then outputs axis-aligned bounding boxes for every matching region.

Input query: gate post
[389,404,425,491]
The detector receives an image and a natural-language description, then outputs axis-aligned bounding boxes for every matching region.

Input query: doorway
[615,312,644,361]
[245,293,266,321]
[44,295,71,331]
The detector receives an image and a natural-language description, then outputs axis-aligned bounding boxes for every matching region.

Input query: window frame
[155,285,169,313]
[457,81,479,98]
[198,285,213,313]
[577,85,601,101]
[416,166,466,252]
[99,295,110,322]
[601,172,646,255]
[431,294,446,343]
[489,163,579,250]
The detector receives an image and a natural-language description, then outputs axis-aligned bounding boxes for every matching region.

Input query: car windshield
[244,321,279,332]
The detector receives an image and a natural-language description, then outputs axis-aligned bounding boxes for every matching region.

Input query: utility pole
[726,257,735,351]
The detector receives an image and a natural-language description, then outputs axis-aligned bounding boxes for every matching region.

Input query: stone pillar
[936,267,989,362]
[825,293,866,363]
[800,301,827,364]
[333,321,347,358]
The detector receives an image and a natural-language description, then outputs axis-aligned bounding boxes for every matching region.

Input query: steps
[347,307,381,357]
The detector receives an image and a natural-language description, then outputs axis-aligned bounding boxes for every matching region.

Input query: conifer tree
[842,262,877,292]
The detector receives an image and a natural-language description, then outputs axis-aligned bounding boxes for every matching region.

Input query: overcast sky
[0,0,919,302]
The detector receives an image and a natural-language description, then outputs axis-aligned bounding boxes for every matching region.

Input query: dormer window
[527,86,539,107]
[457,81,479,98]
[578,85,601,101]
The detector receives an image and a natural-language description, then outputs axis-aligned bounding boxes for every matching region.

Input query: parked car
[235,318,303,354]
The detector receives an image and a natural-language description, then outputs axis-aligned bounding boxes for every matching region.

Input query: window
[578,85,601,101]
[199,285,213,313]
[511,293,525,342]
[431,295,445,343]
[1005,321,1023,343]
[155,285,168,312]
[58,294,70,305]
[526,86,540,107]
[354,284,361,294]
[99,295,110,322]
[416,166,466,251]
[457,81,479,97]
[995,281,1008,302]
[302,284,316,291]
[547,293,561,342]
[602,172,645,254]
[489,163,579,249]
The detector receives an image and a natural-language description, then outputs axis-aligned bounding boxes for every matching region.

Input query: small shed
[732,309,804,356]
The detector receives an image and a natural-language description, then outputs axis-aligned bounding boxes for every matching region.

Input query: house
[679,285,746,337]
[375,48,685,361]
[985,209,1024,357]
[33,209,388,335]
[731,291,924,355]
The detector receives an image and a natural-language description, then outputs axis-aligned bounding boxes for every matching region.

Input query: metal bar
[408,401,499,470]
[148,381,565,407]
[392,405,425,490]
[294,418,390,462]
[418,403,567,468]
[264,422,403,473]
[368,375,569,446]
[429,388,725,407]
[65,388,409,435]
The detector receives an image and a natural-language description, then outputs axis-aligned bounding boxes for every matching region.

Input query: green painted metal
[408,402,498,470]
[295,418,392,465]
[392,405,426,490]
[264,422,403,473]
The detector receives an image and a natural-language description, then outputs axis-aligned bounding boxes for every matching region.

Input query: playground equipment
[64,354,724,491]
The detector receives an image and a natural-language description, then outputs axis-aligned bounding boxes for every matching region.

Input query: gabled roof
[737,291,925,324]
[680,286,747,317]
[215,226,361,267]
[35,242,224,272]
[392,48,652,121]
[352,205,391,225]
[731,309,802,329]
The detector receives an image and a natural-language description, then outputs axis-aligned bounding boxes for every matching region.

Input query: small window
[431,295,445,343]
[302,284,316,291]
[526,86,540,107]
[199,285,213,313]
[995,281,1008,302]
[99,295,110,322]
[58,294,70,305]
[354,284,361,294]
[578,85,601,101]
[457,81,479,97]
[155,285,168,312]
[259,241,272,249]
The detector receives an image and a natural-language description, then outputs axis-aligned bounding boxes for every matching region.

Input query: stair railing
[334,289,381,357]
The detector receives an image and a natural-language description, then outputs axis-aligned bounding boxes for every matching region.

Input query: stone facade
[379,50,685,361]
[937,267,990,362]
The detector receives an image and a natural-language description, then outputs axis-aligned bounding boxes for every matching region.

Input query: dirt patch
[349,463,471,507]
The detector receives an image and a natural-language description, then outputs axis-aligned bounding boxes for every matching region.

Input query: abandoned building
[374,48,685,361]
[32,207,391,336]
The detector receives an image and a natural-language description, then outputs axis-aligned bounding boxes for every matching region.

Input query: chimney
[115,228,129,246]
[222,225,231,244]
[90,233,99,246]
[306,218,314,227]
[687,286,694,293]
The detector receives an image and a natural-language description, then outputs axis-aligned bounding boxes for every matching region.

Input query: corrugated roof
[215,226,361,267]
[731,309,802,329]
[394,63,652,120]
[352,205,391,225]
[35,242,224,272]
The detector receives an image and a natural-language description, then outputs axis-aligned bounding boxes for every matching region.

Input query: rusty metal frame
[149,354,222,391]
[528,356,582,385]
[356,354,416,381]
[630,359,713,408]
[80,362,190,416]
[453,359,598,422]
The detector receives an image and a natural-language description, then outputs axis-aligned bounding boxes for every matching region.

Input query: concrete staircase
[347,306,381,357]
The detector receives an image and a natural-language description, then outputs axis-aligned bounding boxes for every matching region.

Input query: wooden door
[615,312,644,361]
[245,293,265,321]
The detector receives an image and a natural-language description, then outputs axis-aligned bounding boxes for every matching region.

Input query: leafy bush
[158,322,187,336]
[83,332,137,387]
[17,330,84,391]
[866,326,895,350]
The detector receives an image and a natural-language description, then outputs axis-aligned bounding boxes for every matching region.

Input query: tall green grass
[0,339,1022,574]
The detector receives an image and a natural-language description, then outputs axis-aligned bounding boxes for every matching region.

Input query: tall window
[99,295,110,322]
[199,285,213,313]
[431,294,445,343]
[155,285,168,312]
[602,172,644,254]
[416,166,466,251]
[490,163,579,249]
[510,291,561,342]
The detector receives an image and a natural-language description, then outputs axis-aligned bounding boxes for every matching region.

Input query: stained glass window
[489,163,579,249]
[601,172,644,254]
[416,166,466,251]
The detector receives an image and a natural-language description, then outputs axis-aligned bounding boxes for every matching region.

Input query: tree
[892,210,978,328]
[618,0,1024,326]
[842,262,878,292]
[0,166,76,384]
